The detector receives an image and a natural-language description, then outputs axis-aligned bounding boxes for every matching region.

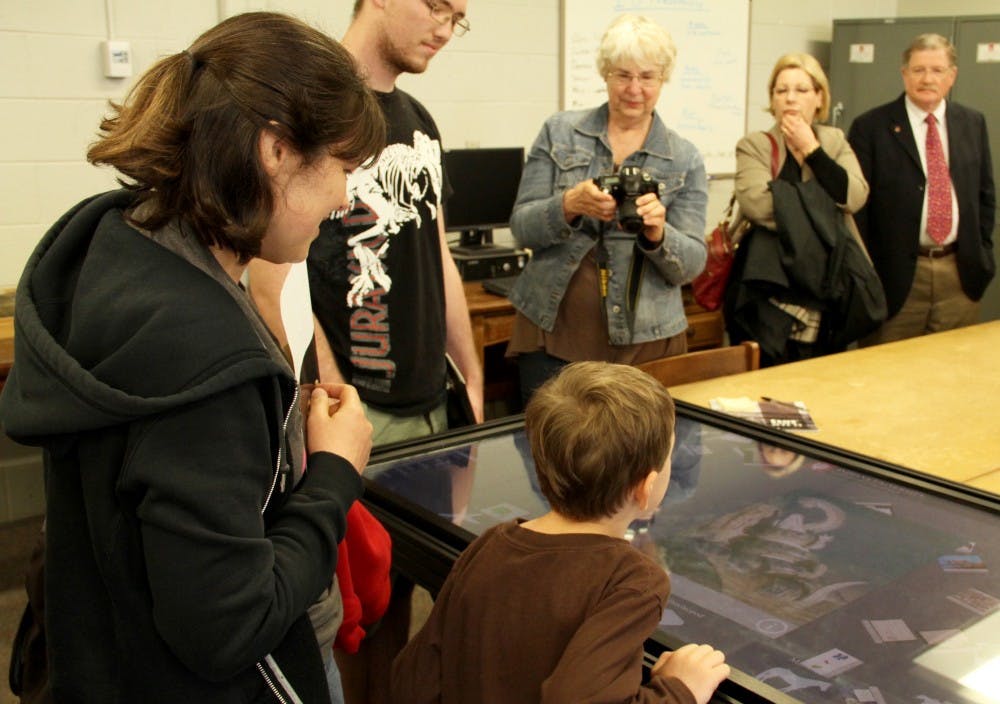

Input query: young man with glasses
[306,1,478,703]
[307,0,480,438]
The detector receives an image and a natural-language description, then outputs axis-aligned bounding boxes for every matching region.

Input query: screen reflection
[367,417,1000,704]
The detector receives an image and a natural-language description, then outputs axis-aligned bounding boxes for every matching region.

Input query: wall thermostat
[101,40,133,78]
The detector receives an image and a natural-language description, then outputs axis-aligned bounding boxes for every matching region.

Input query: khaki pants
[364,402,447,447]
[862,254,979,346]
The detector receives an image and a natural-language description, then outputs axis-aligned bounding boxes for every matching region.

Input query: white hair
[596,14,677,81]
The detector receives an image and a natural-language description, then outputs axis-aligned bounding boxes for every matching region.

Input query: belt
[918,242,957,258]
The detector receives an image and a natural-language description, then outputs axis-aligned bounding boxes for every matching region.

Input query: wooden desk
[0,316,13,390]
[463,282,518,367]
[463,280,723,367]
[669,321,1000,494]
[464,281,724,410]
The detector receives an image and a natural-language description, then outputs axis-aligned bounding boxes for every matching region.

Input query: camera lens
[619,198,644,233]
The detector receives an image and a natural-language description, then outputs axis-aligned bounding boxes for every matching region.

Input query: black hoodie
[1,190,362,703]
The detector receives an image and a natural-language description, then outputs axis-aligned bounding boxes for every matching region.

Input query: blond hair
[767,53,830,122]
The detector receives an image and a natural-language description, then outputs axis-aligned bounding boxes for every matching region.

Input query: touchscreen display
[366,417,1000,704]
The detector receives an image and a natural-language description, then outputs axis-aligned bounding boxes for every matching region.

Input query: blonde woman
[725,53,879,366]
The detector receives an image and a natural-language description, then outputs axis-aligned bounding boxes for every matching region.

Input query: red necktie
[925,114,952,245]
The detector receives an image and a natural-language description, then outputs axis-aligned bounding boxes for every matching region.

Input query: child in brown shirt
[391,361,729,703]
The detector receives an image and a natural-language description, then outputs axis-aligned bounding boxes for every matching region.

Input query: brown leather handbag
[691,132,779,311]
[691,195,744,311]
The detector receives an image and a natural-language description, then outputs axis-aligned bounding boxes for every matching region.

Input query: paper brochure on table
[709,396,818,431]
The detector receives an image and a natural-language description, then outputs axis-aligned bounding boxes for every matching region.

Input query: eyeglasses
[905,65,953,78]
[424,0,470,37]
[606,70,663,88]
[773,86,817,96]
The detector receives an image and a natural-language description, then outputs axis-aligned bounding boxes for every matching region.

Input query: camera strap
[625,241,644,332]
[594,231,643,340]
[625,242,646,314]
[595,237,610,298]
[594,232,611,329]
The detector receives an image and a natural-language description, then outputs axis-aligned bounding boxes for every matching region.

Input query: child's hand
[651,643,729,704]
[305,384,372,474]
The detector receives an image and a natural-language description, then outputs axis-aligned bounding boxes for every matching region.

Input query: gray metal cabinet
[829,18,952,130]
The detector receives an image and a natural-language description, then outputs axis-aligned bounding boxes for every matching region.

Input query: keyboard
[480,275,519,298]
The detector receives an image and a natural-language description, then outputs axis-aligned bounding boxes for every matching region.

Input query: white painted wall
[8,0,996,288]
[897,0,998,15]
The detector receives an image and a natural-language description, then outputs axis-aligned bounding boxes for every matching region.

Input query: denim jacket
[509,104,708,345]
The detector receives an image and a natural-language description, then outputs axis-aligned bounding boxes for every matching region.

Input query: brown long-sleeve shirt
[391,521,696,704]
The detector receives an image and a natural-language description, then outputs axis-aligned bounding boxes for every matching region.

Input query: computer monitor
[444,147,524,255]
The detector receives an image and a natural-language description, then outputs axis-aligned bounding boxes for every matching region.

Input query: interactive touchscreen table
[363,404,1000,704]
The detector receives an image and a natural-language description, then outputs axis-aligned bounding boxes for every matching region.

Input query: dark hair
[525,361,676,522]
[88,12,385,262]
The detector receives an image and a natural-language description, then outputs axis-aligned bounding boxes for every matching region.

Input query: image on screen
[366,418,1000,704]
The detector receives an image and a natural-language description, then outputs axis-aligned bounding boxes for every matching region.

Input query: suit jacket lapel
[888,95,922,172]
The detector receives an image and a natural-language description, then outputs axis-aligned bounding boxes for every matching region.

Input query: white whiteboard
[562,0,749,175]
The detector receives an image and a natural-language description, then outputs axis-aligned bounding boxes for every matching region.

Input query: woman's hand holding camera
[304,383,372,475]
[634,192,666,244]
[562,180,617,224]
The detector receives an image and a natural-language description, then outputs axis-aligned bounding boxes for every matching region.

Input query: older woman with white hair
[506,14,708,403]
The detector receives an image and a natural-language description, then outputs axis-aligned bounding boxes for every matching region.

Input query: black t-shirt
[308,89,451,415]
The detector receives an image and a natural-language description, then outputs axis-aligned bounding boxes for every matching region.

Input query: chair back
[636,341,760,388]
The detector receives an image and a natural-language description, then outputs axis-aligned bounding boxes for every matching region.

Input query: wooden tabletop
[0,316,13,380]
[669,321,1000,495]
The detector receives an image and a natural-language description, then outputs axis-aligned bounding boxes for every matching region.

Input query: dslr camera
[593,166,663,234]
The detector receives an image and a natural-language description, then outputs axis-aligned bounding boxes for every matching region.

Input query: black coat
[848,94,995,317]
[725,179,887,361]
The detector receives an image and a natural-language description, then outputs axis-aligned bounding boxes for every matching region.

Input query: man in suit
[848,33,995,344]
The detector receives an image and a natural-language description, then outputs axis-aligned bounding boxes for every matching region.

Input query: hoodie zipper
[262,382,298,513]
[256,662,288,704]
[256,383,301,702]
[257,654,305,704]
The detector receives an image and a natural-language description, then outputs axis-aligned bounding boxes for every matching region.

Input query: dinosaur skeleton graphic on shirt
[337,130,443,308]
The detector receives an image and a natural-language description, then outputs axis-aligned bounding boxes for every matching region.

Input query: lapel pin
[893,125,902,133]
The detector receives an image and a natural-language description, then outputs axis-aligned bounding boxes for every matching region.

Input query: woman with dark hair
[0,12,384,703]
